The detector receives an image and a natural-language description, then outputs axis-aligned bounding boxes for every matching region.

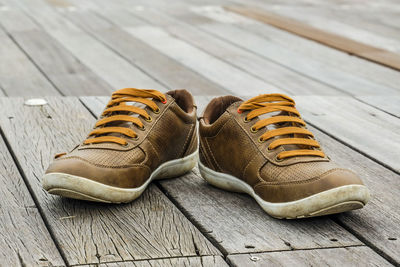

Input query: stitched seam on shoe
[254,168,351,187]
[147,140,160,162]
[179,124,194,158]
[185,130,198,157]
[204,138,223,172]
[199,140,214,169]
[242,156,257,178]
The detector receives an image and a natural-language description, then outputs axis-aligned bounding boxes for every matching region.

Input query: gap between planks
[226,5,400,71]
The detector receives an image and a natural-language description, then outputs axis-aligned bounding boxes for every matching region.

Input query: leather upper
[46,91,197,188]
[199,98,364,203]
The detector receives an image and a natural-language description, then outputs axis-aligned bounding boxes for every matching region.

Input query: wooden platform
[0,0,399,266]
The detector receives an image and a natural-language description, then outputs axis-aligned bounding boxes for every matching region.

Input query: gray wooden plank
[270,4,400,43]
[288,95,400,263]
[0,26,59,96]
[356,96,400,118]
[81,96,364,255]
[294,96,400,172]
[0,128,65,266]
[63,9,229,95]
[84,95,400,264]
[4,0,163,90]
[186,18,399,96]
[0,7,112,95]
[129,8,342,96]
[0,97,220,265]
[87,256,228,267]
[227,247,392,267]
[8,28,112,95]
[226,5,400,71]
[230,12,400,92]
[144,1,400,93]
[125,25,283,95]
[256,3,400,54]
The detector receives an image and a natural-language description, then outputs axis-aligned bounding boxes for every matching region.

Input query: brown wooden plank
[226,5,400,71]
[224,11,400,92]
[63,9,229,96]
[0,97,220,265]
[81,96,364,255]
[0,127,65,266]
[227,247,391,267]
[82,256,228,267]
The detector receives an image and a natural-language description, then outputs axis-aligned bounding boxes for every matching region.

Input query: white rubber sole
[42,151,198,203]
[198,162,370,219]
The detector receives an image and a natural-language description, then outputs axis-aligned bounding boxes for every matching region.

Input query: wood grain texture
[230,13,400,93]
[295,96,400,172]
[81,96,364,255]
[0,97,220,265]
[0,129,65,266]
[12,28,111,95]
[5,0,163,90]
[0,6,111,96]
[10,29,111,95]
[124,26,279,95]
[249,2,400,53]
[87,95,400,264]
[226,5,400,71]
[0,27,59,96]
[83,256,228,267]
[63,9,229,96]
[192,21,399,96]
[148,1,400,95]
[196,95,400,264]
[129,8,342,96]
[286,95,400,264]
[356,96,400,118]
[227,246,391,267]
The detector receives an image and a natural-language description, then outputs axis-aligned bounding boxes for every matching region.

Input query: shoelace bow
[84,88,167,146]
[237,94,325,160]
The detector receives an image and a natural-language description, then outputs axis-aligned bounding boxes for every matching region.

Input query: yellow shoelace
[237,94,325,160]
[84,88,167,146]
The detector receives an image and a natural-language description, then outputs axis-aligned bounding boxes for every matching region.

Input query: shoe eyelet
[237,108,243,114]
[275,155,284,162]
[250,126,258,133]
[139,125,145,131]
[267,146,273,151]
[123,142,129,147]
[162,99,167,104]
[133,135,139,141]
[153,108,160,114]
[145,116,152,122]
[258,137,265,143]
[244,116,251,123]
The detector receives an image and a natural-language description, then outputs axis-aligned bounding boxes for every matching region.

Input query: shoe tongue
[100,101,148,138]
[256,110,306,152]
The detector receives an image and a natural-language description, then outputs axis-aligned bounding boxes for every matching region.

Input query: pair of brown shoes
[43,88,370,219]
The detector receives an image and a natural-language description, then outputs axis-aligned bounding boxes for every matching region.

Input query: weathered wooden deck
[0,0,399,266]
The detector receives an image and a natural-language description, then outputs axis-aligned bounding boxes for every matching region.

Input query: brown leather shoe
[198,94,370,219]
[43,88,198,203]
